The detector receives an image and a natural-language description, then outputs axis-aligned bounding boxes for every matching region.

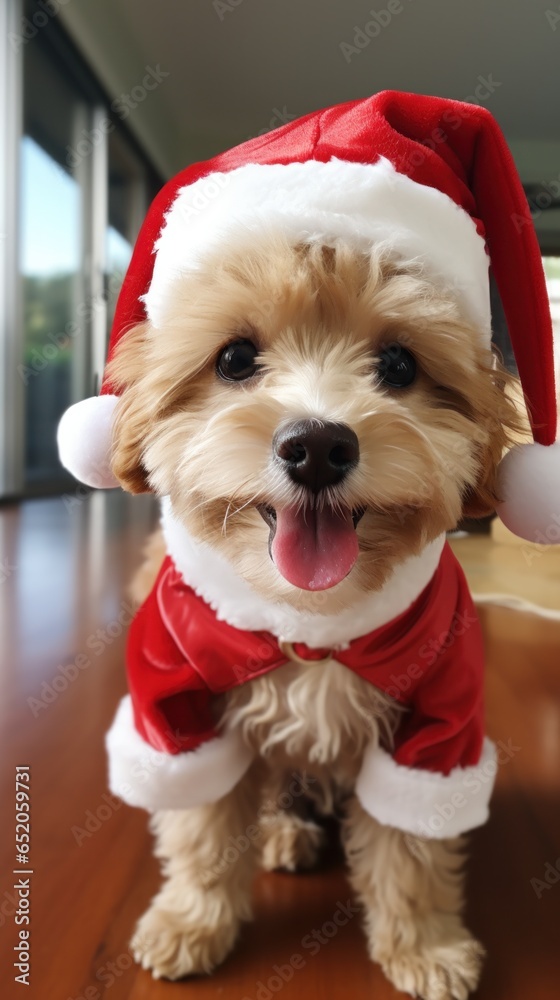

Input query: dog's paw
[378,935,485,1000]
[131,902,238,980]
[260,814,325,872]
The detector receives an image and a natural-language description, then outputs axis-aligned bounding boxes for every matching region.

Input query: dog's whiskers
[221,485,263,536]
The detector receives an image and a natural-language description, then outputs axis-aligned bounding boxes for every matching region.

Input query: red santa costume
[58,91,558,839]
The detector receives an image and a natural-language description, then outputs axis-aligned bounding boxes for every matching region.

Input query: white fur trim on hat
[143,157,491,339]
[105,695,254,812]
[57,394,120,489]
[356,738,497,838]
[496,441,560,543]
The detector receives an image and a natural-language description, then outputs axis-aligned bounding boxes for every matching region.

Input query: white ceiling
[61,0,560,181]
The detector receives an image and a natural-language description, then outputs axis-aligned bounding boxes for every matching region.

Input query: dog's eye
[216,339,259,381]
[375,344,417,388]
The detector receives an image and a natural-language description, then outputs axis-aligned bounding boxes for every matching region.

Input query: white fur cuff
[106,695,254,812]
[356,738,497,838]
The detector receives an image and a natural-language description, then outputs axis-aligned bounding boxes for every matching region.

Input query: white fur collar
[160,497,445,648]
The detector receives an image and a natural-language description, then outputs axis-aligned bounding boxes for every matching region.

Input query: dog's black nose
[273,420,359,493]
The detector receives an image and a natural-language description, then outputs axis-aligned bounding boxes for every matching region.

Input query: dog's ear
[106,322,154,494]
[461,370,528,519]
[461,441,503,519]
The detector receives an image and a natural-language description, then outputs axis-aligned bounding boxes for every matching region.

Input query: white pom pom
[57,395,120,489]
[496,442,560,544]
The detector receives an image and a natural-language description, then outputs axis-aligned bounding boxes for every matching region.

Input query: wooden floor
[0,493,559,1000]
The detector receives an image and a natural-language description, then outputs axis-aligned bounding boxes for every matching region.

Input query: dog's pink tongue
[271,505,359,591]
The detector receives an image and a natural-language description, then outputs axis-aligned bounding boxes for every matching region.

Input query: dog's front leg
[131,761,262,980]
[342,796,484,1000]
[259,768,325,873]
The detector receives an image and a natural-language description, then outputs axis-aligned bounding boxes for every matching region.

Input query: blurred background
[1,0,560,496]
[0,2,559,998]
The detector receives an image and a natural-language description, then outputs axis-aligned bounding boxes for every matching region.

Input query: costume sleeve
[356,587,496,839]
[105,560,254,812]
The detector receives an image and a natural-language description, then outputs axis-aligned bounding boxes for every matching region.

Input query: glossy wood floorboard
[0,494,559,1000]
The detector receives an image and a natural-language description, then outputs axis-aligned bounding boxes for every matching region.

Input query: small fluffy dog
[106,236,520,998]
[58,93,558,1000]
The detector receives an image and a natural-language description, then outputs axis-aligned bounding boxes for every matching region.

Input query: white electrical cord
[473,593,560,620]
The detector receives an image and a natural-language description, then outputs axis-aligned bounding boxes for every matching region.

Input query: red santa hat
[58,90,559,543]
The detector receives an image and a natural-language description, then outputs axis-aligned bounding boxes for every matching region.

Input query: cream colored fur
[108,239,523,998]
[131,651,482,997]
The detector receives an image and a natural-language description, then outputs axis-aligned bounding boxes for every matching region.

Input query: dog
[56,90,558,1000]
[104,235,521,998]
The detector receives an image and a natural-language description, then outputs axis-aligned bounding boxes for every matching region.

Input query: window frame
[0,0,25,497]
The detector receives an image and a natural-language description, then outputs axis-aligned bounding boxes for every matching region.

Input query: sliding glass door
[0,2,161,498]
[21,38,89,487]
